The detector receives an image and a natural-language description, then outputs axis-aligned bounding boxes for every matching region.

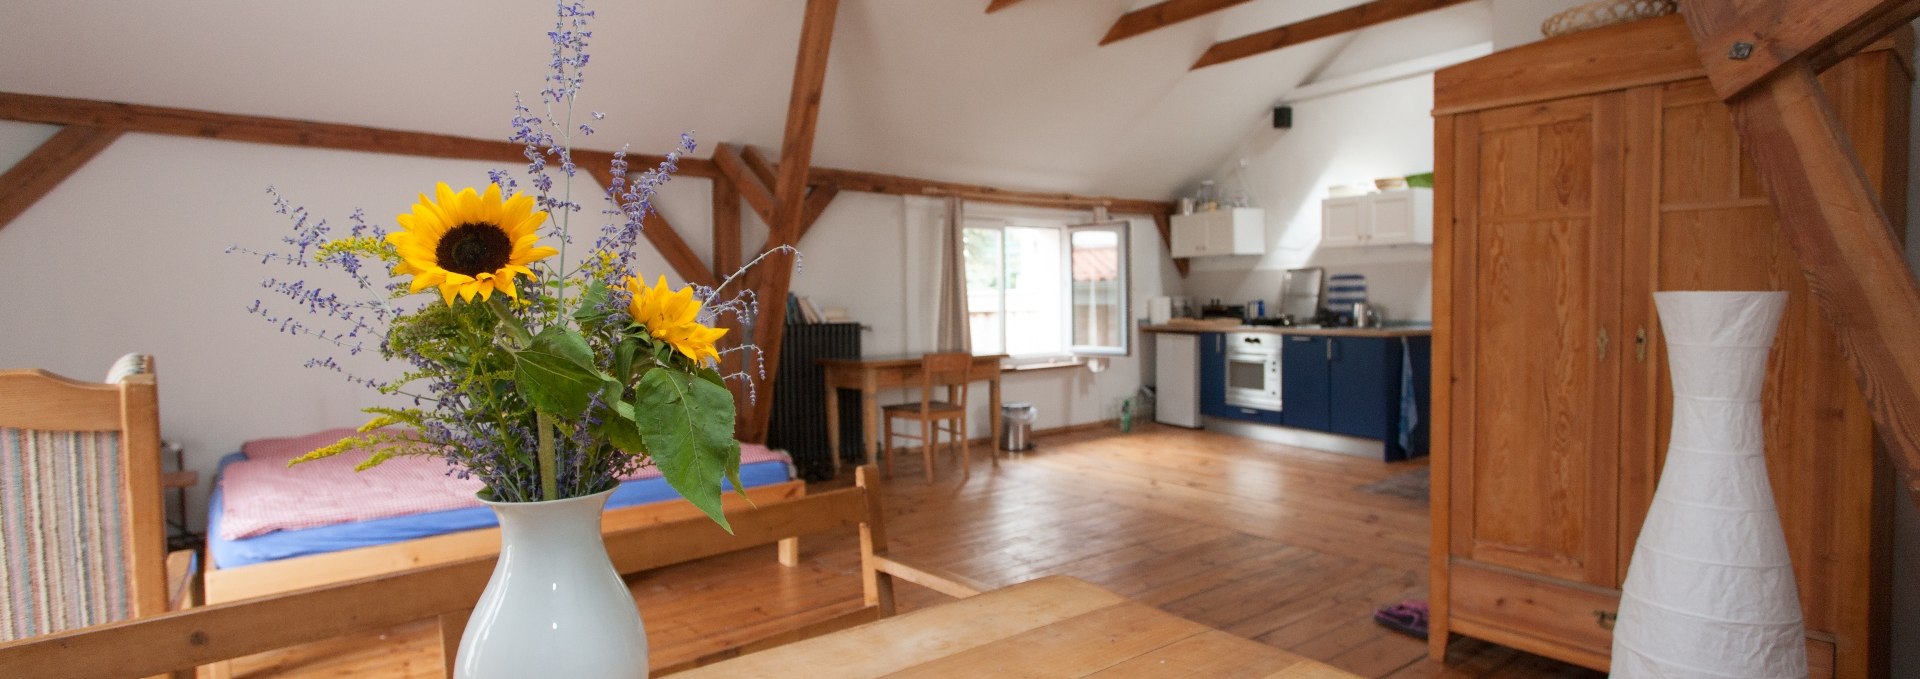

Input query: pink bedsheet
[218,433,791,540]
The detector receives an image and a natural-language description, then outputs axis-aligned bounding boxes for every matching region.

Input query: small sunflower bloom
[626,275,727,365]
[387,183,556,305]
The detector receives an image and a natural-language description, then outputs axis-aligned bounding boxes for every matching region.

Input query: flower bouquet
[234,4,780,674]
[239,2,766,531]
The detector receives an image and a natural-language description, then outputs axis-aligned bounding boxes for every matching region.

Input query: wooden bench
[0,465,979,678]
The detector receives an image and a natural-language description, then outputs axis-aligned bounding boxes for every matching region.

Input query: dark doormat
[1358,467,1429,501]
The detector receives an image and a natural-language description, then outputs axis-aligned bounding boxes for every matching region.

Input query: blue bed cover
[208,452,793,568]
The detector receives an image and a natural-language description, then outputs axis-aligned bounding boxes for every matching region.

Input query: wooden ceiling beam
[985,0,1028,14]
[713,143,778,225]
[808,166,1172,215]
[0,126,121,231]
[1686,0,1920,100]
[743,0,841,443]
[711,175,743,278]
[741,145,781,195]
[1190,0,1473,70]
[1681,0,1920,508]
[0,92,717,179]
[1100,0,1256,46]
[795,185,841,243]
[1151,213,1190,277]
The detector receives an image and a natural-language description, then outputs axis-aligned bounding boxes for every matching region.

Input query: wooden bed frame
[202,478,808,606]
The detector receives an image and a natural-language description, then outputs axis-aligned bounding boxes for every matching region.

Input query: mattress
[207,452,794,569]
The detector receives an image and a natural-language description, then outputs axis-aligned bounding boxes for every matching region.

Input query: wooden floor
[224,425,1601,678]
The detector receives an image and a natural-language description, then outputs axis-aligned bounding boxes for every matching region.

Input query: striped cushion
[0,428,130,641]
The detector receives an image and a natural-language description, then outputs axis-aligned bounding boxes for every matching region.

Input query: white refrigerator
[1154,333,1201,428]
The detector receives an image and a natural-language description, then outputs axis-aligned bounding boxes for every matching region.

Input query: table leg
[824,382,842,477]
[863,391,880,469]
[989,376,1002,466]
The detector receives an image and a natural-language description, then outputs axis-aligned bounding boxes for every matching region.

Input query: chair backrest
[917,352,974,413]
[0,369,167,642]
[0,466,904,678]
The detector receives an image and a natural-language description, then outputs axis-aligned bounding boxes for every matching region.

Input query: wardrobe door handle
[1635,326,1648,363]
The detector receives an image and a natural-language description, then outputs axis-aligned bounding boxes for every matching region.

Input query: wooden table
[818,354,1006,476]
[672,576,1359,678]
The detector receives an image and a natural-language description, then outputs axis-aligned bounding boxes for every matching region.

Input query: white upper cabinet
[1320,188,1432,247]
[1170,208,1265,258]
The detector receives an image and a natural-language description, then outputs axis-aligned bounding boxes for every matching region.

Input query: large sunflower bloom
[387,183,556,305]
[626,275,728,365]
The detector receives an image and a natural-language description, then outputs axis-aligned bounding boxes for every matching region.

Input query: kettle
[1353,302,1383,328]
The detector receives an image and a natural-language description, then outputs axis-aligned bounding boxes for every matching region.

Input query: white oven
[1223,332,1282,411]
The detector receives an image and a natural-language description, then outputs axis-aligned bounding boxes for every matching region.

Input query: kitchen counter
[1140,323,1432,338]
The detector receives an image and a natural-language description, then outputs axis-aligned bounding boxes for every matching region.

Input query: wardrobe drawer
[1450,561,1618,665]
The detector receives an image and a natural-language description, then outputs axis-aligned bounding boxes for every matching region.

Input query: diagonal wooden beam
[1151,213,1190,277]
[0,125,121,230]
[795,185,841,243]
[712,176,742,278]
[1682,2,1920,508]
[713,143,777,225]
[743,0,841,443]
[741,145,781,195]
[1101,0,1256,46]
[1684,0,1920,100]
[985,0,1027,13]
[1190,0,1473,70]
[0,91,716,179]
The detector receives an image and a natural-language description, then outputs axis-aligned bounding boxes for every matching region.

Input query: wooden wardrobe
[1429,15,1909,678]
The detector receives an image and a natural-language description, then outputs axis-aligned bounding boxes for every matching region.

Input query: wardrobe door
[1618,74,1891,678]
[1449,94,1624,587]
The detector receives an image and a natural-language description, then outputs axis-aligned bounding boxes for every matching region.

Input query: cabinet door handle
[1326,339,1333,360]
[1597,327,1610,361]
[1635,326,1648,363]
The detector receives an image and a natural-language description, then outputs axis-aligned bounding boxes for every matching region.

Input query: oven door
[1223,350,1282,411]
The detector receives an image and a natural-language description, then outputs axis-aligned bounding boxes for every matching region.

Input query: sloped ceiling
[0,0,1490,200]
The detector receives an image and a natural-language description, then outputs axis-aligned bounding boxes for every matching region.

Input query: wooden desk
[818,354,1005,476]
[671,575,1358,678]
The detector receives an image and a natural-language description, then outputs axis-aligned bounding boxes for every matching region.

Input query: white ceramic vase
[456,488,649,679]
[1611,291,1805,678]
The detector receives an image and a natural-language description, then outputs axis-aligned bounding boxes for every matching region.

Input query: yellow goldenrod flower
[387,183,557,305]
[625,275,728,365]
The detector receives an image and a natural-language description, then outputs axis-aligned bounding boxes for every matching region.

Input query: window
[963,216,1129,359]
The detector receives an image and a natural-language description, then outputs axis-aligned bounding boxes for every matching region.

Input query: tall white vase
[1612,291,1804,678]
[456,488,649,679]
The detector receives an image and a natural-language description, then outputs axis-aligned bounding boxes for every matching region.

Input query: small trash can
[1001,402,1038,451]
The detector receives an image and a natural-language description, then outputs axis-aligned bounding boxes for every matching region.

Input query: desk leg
[824,383,842,477]
[989,377,1002,467]
[863,391,880,470]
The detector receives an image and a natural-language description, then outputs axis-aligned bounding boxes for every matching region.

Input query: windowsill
[1002,359,1086,373]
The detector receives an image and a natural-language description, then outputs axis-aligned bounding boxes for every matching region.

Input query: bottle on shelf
[1195,180,1219,212]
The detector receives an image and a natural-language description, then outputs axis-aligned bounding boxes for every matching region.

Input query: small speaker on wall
[1273,106,1292,129]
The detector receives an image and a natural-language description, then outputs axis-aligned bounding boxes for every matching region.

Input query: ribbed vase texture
[456,488,648,679]
[1611,291,1805,678]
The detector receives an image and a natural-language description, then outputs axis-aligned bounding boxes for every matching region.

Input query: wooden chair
[880,352,974,483]
[0,365,194,678]
[0,465,987,678]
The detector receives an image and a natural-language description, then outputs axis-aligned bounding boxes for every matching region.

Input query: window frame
[961,210,1133,362]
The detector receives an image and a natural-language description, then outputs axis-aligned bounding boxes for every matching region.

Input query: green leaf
[574,280,612,323]
[616,337,640,386]
[598,401,649,454]
[513,349,602,417]
[531,325,596,371]
[634,367,740,532]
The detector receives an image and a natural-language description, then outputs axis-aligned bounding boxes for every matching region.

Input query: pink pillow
[239,427,374,464]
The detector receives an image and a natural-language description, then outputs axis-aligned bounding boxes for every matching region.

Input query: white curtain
[935,197,971,353]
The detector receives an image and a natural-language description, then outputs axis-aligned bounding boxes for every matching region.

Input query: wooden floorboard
[219,424,1600,678]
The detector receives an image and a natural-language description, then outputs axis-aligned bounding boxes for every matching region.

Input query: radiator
[767,322,863,480]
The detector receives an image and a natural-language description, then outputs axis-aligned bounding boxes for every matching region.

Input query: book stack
[786,293,851,324]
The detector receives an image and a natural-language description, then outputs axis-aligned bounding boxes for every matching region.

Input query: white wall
[0,123,1182,530]
[1181,74,1438,323]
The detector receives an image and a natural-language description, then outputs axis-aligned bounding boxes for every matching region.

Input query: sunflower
[626,275,728,365]
[387,182,556,305]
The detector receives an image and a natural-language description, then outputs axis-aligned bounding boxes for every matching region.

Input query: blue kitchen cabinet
[1281,335,1330,431]
[1328,337,1396,441]
[1198,333,1232,418]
